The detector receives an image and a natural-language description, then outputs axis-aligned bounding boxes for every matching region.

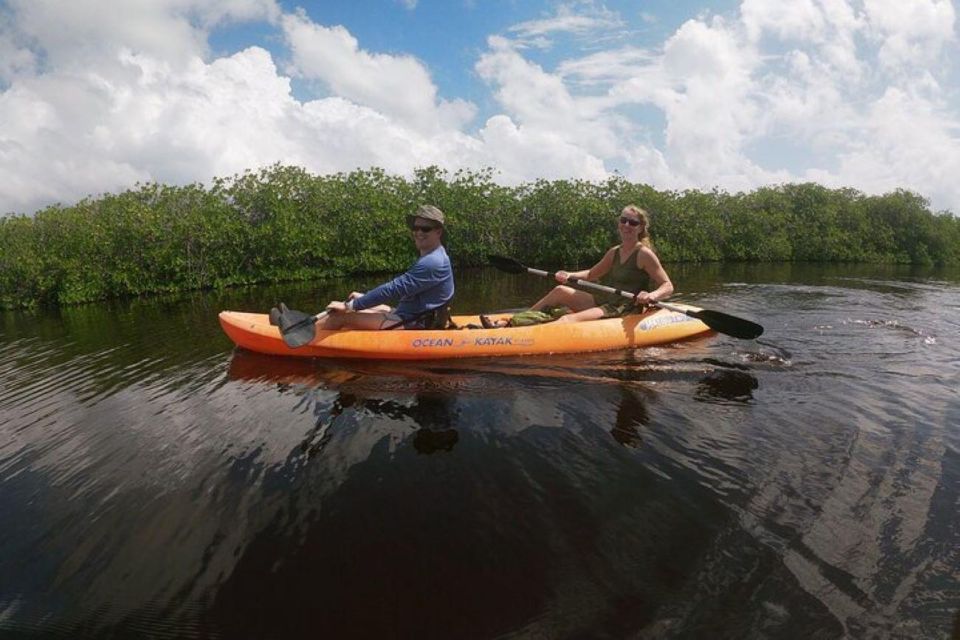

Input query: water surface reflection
[202,350,775,639]
[1,264,957,639]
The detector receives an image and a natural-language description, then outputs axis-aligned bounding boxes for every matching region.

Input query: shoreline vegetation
[2,164,958,309]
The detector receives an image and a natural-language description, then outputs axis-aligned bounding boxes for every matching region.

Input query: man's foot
[269,306,282,326]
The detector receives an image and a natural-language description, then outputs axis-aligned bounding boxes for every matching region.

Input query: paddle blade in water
[487,255,528,274]
[691,309,764,340]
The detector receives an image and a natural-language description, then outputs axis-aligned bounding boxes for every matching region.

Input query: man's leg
[316,309,401,331]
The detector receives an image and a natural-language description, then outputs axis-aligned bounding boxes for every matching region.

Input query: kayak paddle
[272,304,329,348]
[487,254,764,340]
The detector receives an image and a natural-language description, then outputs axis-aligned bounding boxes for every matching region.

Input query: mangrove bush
[1,164,958,308]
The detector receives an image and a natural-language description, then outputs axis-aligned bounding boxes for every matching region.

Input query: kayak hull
[219,305,712,360]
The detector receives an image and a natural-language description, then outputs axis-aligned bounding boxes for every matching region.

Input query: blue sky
[1,0,958,215]
[210,1,745,133]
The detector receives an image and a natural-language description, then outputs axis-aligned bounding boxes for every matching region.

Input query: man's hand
[326,300,348,313]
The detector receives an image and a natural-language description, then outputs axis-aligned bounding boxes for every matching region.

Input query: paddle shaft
[304,310,329,326]
[526,266,675,312]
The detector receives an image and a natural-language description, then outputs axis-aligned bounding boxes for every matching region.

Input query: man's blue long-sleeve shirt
[352,245,454,320]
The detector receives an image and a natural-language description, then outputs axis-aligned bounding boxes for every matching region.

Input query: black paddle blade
[690,309,764,340]
[278,307,319,348]
[487,254,528,274]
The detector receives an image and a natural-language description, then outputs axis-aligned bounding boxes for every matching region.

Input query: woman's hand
[555,270,570,284]
[326,300,349,313]
[633,291,657,306]
[346,291,363,301]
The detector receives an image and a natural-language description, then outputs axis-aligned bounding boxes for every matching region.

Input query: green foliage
[1,165,958,309]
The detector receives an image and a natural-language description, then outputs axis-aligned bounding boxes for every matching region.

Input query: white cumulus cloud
[281,10,476,134]
[0,0,958,216]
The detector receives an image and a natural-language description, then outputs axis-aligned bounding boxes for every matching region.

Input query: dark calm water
[1,263,958,639]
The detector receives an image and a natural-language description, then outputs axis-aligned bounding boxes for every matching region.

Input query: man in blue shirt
[319,205,454,330]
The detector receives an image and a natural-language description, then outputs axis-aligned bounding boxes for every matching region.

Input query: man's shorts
[380,310,407,329]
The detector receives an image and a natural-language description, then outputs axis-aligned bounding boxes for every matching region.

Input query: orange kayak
[219,304,712,360]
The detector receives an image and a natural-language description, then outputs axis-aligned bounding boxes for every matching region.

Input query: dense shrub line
[1,164,958,308]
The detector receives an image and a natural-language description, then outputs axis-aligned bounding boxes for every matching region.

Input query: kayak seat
[383,303,456,330]
[424,304,456,330]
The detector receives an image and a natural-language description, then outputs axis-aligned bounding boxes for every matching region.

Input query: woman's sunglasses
[410,224,439,233]
[619,217,641,227]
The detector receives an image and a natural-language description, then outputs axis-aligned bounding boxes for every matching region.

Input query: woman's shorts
[598,300,648,318]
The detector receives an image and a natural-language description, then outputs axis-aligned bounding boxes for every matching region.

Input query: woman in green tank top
[482,205,673,327]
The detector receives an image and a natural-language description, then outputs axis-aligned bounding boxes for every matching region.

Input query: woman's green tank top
[600,245,649,295]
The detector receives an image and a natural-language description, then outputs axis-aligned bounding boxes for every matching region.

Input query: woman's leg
[529,286,596,312]
[550,306,605,324]
[484,291,603,328]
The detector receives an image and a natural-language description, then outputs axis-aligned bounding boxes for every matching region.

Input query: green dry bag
[506,306,570,327]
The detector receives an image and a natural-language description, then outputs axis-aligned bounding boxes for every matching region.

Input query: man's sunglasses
[619,217,641,227]
[410,224,439,233]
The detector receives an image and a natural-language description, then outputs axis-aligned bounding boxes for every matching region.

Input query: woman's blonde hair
[622,204,653,248]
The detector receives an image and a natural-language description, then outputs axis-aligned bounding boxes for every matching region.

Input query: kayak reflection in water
[320,204,455,331]
[481,205,674,328]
